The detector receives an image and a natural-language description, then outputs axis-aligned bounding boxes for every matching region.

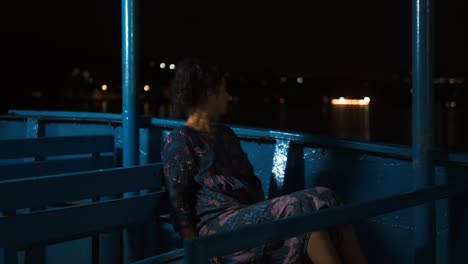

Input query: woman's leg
[337,225,367,264]
[307,230,342,264]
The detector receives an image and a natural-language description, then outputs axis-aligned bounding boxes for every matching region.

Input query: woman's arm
[226,126,266,201]
[161,131,198,236]
[180,227,196,239]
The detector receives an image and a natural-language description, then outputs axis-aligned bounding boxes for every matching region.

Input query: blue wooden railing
[183,184,465,263]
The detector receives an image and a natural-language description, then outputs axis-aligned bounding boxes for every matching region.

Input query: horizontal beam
[0,163,162,211]
[0,156,114,181]
[0,135,114,159]
[131,248,184,264]
[0,192,162,248]
[7,110,123,121]
[4,111,468,164]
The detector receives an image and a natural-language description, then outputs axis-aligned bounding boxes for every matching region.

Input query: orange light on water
[331,97,370,106]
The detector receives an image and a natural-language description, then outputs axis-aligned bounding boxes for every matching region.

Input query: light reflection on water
[329,105,370,141]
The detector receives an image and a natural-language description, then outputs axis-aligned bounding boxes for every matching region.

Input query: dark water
[2,97,467,151]
[227,100,467,152]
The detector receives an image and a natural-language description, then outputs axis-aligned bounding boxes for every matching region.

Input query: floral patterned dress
[161,125,342,263]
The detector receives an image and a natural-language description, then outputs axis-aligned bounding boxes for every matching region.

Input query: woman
[161,57,367,263]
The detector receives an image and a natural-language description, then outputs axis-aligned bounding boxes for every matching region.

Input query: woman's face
[207,78,231,115]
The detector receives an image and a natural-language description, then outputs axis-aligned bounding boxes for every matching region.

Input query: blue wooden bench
[0,134,120,264]
[0,135,115,181]
[0,163,163,264]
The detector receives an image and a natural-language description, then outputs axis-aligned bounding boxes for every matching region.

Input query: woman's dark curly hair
[171,57,224,118]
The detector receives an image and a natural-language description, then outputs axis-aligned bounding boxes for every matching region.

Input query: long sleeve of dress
[225,127,265,202]
[161,132,198,232]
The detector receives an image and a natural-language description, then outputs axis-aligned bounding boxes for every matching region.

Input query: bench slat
[0,163,163,211]
[0,135,114,159]
[0,156,114,181]
[131,249,184,264]
[0,192,162,248]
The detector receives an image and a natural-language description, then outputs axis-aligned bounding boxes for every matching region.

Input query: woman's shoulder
[164,124,236,141]
[171,125,194,135]
[216,124,235,134]
[216,124,242,143]
[163,126,194,145]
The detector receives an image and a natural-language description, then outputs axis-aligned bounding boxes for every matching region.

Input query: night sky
[2,0,467,93]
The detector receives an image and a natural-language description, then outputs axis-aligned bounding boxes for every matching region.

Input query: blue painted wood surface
[131,249,184,264]
[0,157,114,181]
[0,163,163,264]
[184,184,465,263]
[0,135,114,160]
[0,164,162,211]
[0,192,162,248]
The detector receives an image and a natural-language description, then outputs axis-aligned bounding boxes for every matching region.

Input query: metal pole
[122,0,141,263]
[412,0,435,262]
[122,0,139,168]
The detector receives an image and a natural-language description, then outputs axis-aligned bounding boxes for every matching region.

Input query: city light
[101,84,108,91]
[144,85,150,92]
[331,97,370,106]
[169,64,176,70]
[280,76,287,83]
[72,67,80,77]
[160,63,166,69]
[82,70,90,79]
[297,77,303,84]
[445,101,456,108]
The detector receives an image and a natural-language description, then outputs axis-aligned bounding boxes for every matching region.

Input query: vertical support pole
[26,117,45,161]
[122,0,139,168]
[122,0,141,263]
[24,118,46,264]
[412,0,435,263]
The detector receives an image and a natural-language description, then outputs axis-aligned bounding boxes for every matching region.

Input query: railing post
[412,0,435,262]
[122,0,141,262]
